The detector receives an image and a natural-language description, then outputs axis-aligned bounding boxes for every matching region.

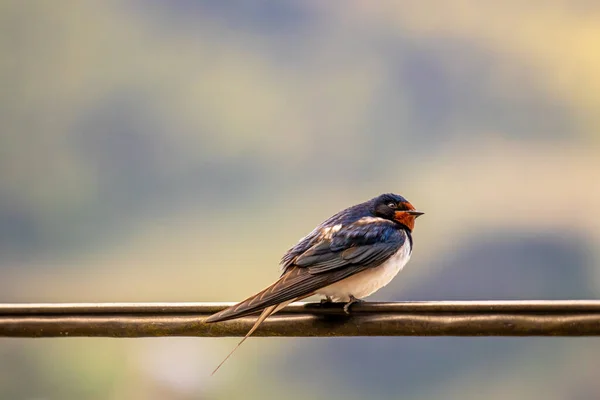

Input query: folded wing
[205,220,405,323]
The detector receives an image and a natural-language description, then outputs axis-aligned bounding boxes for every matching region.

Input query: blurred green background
[2,1,600,399]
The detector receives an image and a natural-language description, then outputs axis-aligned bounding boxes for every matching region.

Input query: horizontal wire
[2,301,600,337]
[4,300,600,315]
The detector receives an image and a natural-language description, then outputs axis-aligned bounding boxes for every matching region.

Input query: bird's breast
[317,238,412,302]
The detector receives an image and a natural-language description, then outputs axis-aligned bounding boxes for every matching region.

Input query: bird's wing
[205,220,405,323]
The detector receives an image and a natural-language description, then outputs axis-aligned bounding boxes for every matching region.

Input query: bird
[205,193,424,374]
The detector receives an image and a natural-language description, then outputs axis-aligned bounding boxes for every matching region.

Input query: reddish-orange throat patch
[394,211,416,231]
[394,202,417,231]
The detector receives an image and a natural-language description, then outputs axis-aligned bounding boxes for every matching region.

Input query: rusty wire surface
[2,301,600,337]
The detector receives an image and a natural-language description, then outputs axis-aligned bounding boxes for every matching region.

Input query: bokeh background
[2,1,600,399]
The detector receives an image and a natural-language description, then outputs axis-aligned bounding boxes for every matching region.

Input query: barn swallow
[206,193,423,374]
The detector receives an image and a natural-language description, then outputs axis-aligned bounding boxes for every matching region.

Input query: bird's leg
[343,295,363,315]
[320,296,333,305]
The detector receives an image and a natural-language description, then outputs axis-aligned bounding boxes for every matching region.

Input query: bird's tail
[210,299,293,376]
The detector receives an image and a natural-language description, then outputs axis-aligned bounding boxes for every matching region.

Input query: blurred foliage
[1,1,600,399]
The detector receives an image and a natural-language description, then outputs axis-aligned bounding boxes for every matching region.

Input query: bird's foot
[343,295,363,315]
[320,296,333,305]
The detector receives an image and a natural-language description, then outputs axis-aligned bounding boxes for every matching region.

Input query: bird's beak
[407,210,424,218]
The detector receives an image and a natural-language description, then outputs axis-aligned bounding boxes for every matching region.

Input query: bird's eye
[387,202,397,209]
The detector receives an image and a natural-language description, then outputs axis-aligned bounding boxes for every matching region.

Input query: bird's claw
[320,296,333,305]
[343,295,363,315]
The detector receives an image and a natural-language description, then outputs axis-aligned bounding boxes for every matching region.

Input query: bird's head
[371,193,424,231]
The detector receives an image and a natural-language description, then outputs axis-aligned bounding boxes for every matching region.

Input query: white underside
[316,237,412,302]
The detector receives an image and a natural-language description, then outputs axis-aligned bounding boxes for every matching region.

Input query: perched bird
[206,193,423,374]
